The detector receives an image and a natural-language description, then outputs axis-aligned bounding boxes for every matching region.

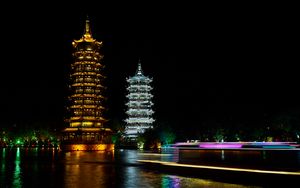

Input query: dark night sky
[0,3,299,134]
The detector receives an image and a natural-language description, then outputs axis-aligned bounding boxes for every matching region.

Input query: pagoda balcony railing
[70,117,82,120]
[126,101,152,104]
[126,106,153,110]
[75,56,98,61]
[126,115,154,118]
[83,105,97,108]
[83,117,97,121]
[126,96,152,99]
[126,82,151,86]
[72,86,101,90]
[127,82,152,86]
[126,100,152,103]
[73,68,100,72]
[128,85,151,88]
[126,109,153,112]
[127,91,152,96]
[73,92,99,95]
[72,75,99,79]
[126,111,154,115]
[126,103,153,107]
[126,101,153,105]
[127,87,152,90]
[72,98,100,103]
[70,105,98,109]
[127,86,152,89]
[73,62,103,68]
[73,68,98,72]
[126,100,153,103]
[74,101,96,105]
[127,89,152,93]
[72,82,101,85]
[126,109,154,112]
[72,60,104,68]
[125,126,153,130]
[126,115,153,118]
[125,119,155,123]
[126,92,153,95]
[70,116,98,121]
[126,98,153,101]
[127,80,152,84]
[126,90,151,93]
[74,61,98,65]
[73,51,102,57]
[71,113,97,117]
[74,90,97,93]
[71,94,99,98]
[127,76,152,80]
[74,79,101,83]
[73,91,99,95]
[74,50,101,54]
[61,139,112,144]
[125,125,153,129]
[72,72,97,76]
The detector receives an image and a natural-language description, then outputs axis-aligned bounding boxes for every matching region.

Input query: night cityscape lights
[124,62,155,141]
[61,17,113,151]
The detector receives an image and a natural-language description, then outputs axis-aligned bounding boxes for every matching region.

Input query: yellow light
[64,144,114,151]
[137,160,300,176]
[71,144,87,151]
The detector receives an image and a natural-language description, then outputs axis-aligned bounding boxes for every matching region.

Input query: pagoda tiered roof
[72,18,102,47]
[127,62,153,82]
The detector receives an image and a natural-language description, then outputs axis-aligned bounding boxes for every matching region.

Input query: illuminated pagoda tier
[61,17,113,151]
[125,62,155,140]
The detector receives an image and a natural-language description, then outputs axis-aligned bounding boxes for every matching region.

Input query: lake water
[0,148,260,187]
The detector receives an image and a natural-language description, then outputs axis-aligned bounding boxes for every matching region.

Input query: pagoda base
[61,127,114,151]
[60,143,114,151]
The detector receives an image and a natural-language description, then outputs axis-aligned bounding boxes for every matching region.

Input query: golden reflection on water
[63,151,115,188]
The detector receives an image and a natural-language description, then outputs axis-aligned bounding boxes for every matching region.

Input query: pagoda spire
[136,59,143,76]
[83,15,92,39]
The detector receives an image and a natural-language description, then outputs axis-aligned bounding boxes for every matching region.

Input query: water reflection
[1,148,6,182]
[12,148,22,188]
[221,149,225,160]
[63,151,115,188]
[161,175,258,188]
[162,175,180,188]
[0,148,261,187]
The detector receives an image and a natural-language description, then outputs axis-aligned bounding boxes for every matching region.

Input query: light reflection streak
[138,160,300,175]
[138,153,172,156]
[221,150,225,160]
[174,141,300,149]
[1,148,6,184]
[2,148,5,158]
[12,148,22,188]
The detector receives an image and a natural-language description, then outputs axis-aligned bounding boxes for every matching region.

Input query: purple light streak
[199,143,243,149]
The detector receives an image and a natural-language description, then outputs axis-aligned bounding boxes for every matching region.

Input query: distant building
[124,61,155,140]
[61,17,113,151]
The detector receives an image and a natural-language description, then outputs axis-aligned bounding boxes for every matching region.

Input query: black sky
[0,3,299,133]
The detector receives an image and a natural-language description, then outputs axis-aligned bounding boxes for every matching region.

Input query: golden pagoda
[61,17,114,151]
